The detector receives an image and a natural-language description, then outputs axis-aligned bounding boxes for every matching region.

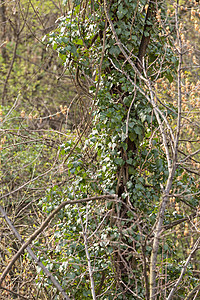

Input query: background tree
[0,0,200,299]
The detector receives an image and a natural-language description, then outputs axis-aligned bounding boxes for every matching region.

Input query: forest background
[0,0,200,299]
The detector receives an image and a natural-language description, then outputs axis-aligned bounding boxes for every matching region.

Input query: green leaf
[134,126,143,135]
[166,72,173,83]
[144,31,150,37]
[114,157,124,166]
[129,131,137,142]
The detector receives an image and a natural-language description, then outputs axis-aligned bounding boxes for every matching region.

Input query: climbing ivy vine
[40,0,200,299]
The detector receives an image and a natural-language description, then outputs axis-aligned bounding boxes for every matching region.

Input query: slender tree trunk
[0,0,7,61]
[2,36,19,105]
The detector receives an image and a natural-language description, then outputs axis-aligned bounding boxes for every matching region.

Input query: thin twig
[77,204,97,300]
[167,237,200,300]
[184,282,200,300]
[0,285,29,300]
[0,204,70,300]
[0,194,117,287]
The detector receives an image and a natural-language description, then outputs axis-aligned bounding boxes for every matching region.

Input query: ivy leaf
[166,72,173,83]
[144,31,150,37]
[134,126,143,135]
[129,131,137,142]
[114,157,124,166]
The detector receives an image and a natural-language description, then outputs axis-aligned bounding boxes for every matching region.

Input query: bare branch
[167,237,200,300]
[0,204,71,300]
[184,282,200,300]
[77,204,97,300]
[0,194,117,288]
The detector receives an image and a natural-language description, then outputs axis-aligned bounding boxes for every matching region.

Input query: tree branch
[0,195,117,289]
[167,237,200,300]
[184,282,200,300]
[0,204,71,300]
[77,204,97,300]
[137,0,156,72]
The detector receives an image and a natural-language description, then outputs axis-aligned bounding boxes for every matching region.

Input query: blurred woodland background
[0,0,200,299]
